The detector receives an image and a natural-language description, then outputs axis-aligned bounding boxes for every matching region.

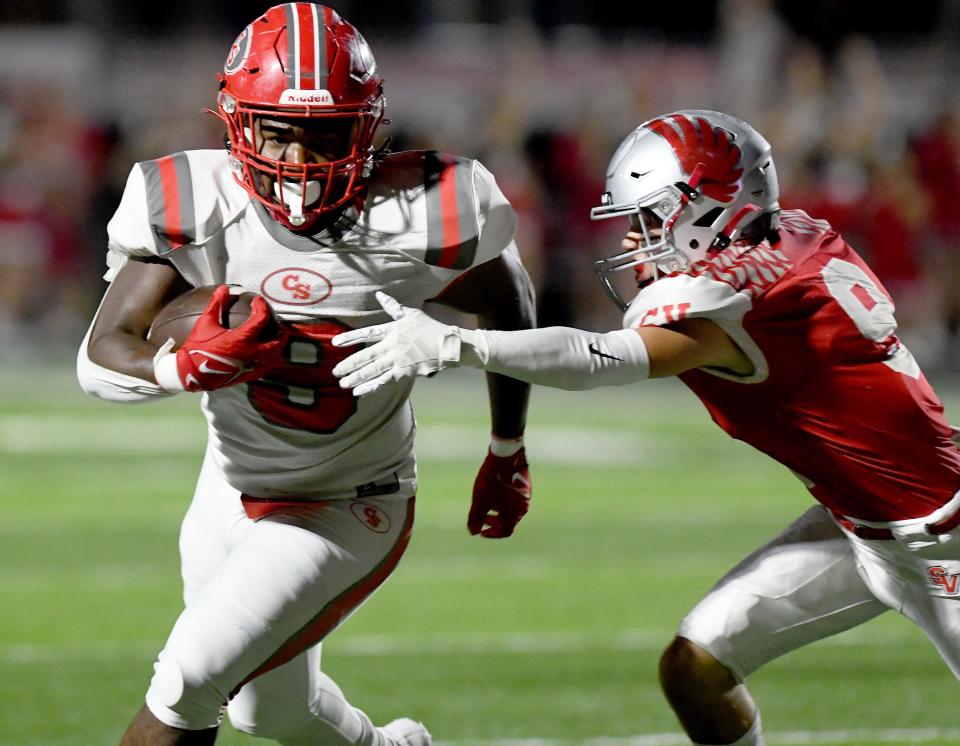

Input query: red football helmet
[216,3,385,229]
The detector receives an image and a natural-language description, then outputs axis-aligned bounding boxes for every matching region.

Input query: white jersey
[106,149,518,500]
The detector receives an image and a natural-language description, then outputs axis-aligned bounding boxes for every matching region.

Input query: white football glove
[331,292,482,396]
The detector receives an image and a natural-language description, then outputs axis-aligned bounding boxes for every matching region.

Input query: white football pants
[679,504,960,681]
[144,446,415,742]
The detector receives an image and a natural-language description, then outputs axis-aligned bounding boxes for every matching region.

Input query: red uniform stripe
[240,495,334,521]
[437,164,462,269]
[231,498,416,694]
[156,155,185,246]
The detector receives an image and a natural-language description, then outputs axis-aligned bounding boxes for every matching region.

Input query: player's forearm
[87,328,161,383]
[79,256,189,399]
[485,372,530,438]
[461,326,650,391]
[475,282,535,438]
[331,295,649,396]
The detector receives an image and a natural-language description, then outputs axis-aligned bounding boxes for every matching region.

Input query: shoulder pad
[684,243,794,297]
[109,150,246,257]
[779,209,833,237]
[623,272,752,329]
[366,150,494,270]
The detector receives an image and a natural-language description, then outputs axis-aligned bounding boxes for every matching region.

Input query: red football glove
[468,447,531,538]
[158,285,287,392]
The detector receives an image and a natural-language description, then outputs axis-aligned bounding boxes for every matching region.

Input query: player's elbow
[76,342,116,400]
[556,377,602,391]
[561,376,641,391]
[76,336,166,403]
[525,372,622,392]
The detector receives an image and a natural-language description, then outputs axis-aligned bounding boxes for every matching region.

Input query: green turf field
[2,363,959,745]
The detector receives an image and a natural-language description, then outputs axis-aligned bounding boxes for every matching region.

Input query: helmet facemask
[590,191,680,309]
[218,91,383,229]
[591,168,712,310]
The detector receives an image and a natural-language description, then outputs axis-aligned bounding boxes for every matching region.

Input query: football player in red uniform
[333,110,960,746]
[77,4,534,745]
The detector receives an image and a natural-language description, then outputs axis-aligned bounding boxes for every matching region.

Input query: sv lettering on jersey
[636,302,692,326]
[929,566,960,595]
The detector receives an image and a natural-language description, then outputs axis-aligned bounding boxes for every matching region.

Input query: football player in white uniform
[76,4,534,745]
[333,110,960,746]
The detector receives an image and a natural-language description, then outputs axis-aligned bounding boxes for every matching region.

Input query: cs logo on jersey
[261,268,333,306]
[350,502,391,534]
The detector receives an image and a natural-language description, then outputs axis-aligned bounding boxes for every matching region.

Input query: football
[147,285,271,350]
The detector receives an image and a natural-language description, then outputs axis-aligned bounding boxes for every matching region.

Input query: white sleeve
[103,164,158,281]
[466,326,650,391]
[472,159,518,268]
[76,304,174,404]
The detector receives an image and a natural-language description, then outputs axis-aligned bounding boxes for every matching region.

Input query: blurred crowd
[1,0,959,373]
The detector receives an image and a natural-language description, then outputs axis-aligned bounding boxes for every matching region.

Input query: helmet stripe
[648,113,743,203]
[285,3,299,89]
[673,114,700,151]
[294,3,317,89]
[698,116,716,151]
[647,117,684,155]
[311,3,322,90]
[284,4,329,92]
[315,4,330,91]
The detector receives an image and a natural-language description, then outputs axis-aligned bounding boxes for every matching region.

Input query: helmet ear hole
[693,206,724,228]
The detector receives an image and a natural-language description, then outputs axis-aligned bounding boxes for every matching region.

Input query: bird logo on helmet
[216,3,385,230]
[591,110,780,310]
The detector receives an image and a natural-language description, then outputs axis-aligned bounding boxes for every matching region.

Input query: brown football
[147,285,271,350]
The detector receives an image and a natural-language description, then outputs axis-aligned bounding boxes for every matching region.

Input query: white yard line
[3,636,949,744]
[0,415,204,455]
[439,729,960,745]
[0,417,663,465]
[0,627,921,665]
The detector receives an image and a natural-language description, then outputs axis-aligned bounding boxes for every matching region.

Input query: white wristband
[490,434,524,457]
[152,339,185,393]
[459,327,489,367]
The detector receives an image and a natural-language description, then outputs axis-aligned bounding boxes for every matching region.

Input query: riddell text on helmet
[279,89,335,105]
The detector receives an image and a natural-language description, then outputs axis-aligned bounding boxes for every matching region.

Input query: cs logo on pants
[351,502,391,534]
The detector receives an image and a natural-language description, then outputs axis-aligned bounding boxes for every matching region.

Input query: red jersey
[623,210,960,521]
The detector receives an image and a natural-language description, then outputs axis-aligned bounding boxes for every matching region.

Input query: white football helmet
[591,110,780,309]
